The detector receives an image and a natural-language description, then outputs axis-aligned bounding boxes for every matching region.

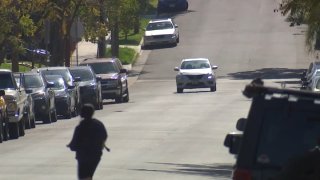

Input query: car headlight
[7,101,18,111]
[170,34,177,39]
[208,74,213,79]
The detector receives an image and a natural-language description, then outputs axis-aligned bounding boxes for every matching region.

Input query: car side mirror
[175,24,178,28]
[96,76,102,81]
[120,69,128,74]
[174,67,179,71]
[74,77,81,82]
[236,118,247,131]
[224,132,242,155]
[0,90,5,96]
[46,81,55,88]
[211,65,218,70]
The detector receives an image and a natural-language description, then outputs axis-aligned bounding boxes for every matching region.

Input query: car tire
[123,89,129,103]
[9,122,19,139]
[210,85,216,92]
[43,110,52,124]
[0,114,3,143]
[184,2,189,11]
[177,36,180,43]
[18,118,25,137]
[51,109,58,122]
[65,105,72,119]
[30,115,36,129]
[3,116,10,141]
[24,110,31,129]
[115,87,123,103]
[177,88,183,93]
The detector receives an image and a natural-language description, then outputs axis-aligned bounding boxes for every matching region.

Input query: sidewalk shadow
[223,68,306,80]
[130,162,233,178]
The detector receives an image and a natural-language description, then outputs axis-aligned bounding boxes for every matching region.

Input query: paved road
[0,0,314,180]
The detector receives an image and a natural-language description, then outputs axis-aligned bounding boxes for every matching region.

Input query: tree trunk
[65,34,71,67]
[49,22,64,66]
[133,17,140,34]
[11,55,19,72]
[111,21,119,57]
[98,37,106,58]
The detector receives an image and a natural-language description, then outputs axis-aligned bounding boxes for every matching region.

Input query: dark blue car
[157,0,188,13]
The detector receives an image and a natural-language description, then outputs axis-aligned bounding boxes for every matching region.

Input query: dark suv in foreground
[79,58,129,103]
[224,80,320,180]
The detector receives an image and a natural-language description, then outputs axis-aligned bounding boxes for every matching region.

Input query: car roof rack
[243,78,320,100]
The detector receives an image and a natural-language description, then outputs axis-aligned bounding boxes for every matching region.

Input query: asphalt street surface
[0,0,314,179]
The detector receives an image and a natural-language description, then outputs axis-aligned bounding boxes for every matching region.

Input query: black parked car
[157,0,188,14]
[17,72,57,124]
[69,66,103,110]
[34,67,80,117]
[45,75,75,119]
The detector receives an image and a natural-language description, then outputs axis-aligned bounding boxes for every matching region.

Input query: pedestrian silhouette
[67,103,108,180]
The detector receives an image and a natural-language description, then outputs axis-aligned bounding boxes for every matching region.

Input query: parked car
[142,18,179,48]
[174,58,218,93]
[69,66,103,110]
[45,75,75,119]
[157,0,188,14]
[33,67,80,117]
[0,69,29,139]
[301,61,320,87]
[308,76,320,92]
[20,72,57,124]
[0,89,8,143]
[14,73,36,128]
[79,58,129,103]
[224,80,320,180]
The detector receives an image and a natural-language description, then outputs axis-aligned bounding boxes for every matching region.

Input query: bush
[105,47,137,65]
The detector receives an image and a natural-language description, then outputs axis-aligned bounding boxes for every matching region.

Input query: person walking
[67,103,108,180]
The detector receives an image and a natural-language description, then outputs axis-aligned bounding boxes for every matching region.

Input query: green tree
[281,0,320,52]
[119,0,140,40]
[0,0,37,72]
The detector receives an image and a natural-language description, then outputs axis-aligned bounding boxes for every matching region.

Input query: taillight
[233,168,252,180]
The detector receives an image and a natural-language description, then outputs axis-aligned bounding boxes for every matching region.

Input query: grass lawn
[118,0,158,45]
[105,47,137,65]
[0,63,34,72]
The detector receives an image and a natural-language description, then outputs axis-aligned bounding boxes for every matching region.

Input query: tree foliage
[281,0,320,52]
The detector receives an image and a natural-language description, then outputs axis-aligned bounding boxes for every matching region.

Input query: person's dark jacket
[68,118,107,161]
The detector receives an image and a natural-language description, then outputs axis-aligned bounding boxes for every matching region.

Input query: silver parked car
[174,58,218,93]
[142,18,179,48]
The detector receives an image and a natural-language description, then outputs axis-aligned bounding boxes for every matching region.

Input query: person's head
[80,103,95,119]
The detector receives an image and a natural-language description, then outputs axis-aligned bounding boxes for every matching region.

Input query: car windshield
[24,75,44,88]
[255,105,320,168]
[0,74,15,89]
[146,22,173,31]
[41,69,72,84]
[83,62,119,74]
[45,77,66,90]
[180,60,210,69]
[70,69,94,81]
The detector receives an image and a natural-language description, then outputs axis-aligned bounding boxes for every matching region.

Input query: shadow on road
[223,68,305,80]
[130,162,233,178]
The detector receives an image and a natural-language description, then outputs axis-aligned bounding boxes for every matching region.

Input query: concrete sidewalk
[71,40,145,87]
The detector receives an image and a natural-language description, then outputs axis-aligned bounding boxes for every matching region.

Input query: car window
[255,106,320,168]
[0,73,15,89]
[45,77,66,90]
[181,60,210,69]
[24,75,44,88]
[70,69,94,81]
[40,69,72,84]
[146,22,173,31]
[82,62,119,74]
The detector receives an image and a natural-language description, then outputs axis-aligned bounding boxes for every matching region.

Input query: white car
[142,18,179,48]
[174,58,218,93]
